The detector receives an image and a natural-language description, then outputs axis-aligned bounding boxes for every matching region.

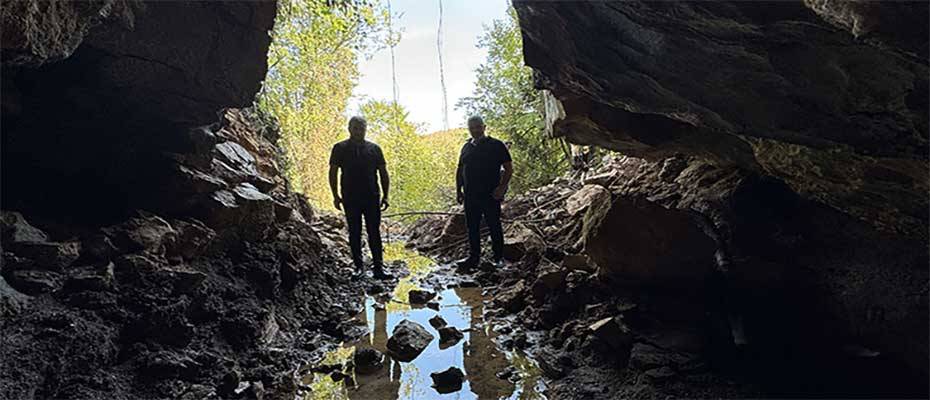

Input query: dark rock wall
[515,0,928,238]
[514,0,928,381]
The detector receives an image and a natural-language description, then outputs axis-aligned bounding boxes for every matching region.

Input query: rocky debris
[407,289,435,305]
[1,211,48,243]
[2,268,62,295]
[437,326,464,348]
[430,366,465,394]
[63,262,115,292]
[501,223,545,261]
[6,241,81,271]
[429,315,447,329]
[353,348,384,375]
[492,280,527,313]
[386,319,434,362]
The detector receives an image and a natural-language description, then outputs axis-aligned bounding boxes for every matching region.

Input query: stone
[10,241,81,271]
[589,316,633,365]
[428,315,447,329]
[386,319,434,362]
[426,301,440,310]
[0,211,48,243]
[565,184,611,216]
[167,219,215,260]
[63,262,115,292]
[105,214,177,255]
[502,224,545,261]
[353,348,384,375]
[81,234,118,261]
[437,326,464,348]
[430,366,464,394]
[159,267,208,295]
[561,254,595,273]
[3,269,62,295]
[493,280,527,313]
[407,289,435,305]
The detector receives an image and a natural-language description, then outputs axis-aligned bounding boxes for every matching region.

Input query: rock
[407,289,435,304]
[105,215,176,255]
[643,366,677,382]
[217,370,241,396]
[167,219,215,260]
[531,264,567,302]
[386,319,434,362]
[437,326,464,348]
[493,280,527,313]
[561,253,595,272]
[581,196,715,286]
[589,316,633,365]
[63,262,115,292]
[353,348,384,375]
[565,184,611,216]
[428,315,447,329]
[9,241,81,271]
[140,350,201,379]
[3,268,62,295]
[426,301,440,310]
[502,224,545,261]
[430,366,464,394]
[330,371,348,382]
[0,211,48,243]
[81,234,118,261]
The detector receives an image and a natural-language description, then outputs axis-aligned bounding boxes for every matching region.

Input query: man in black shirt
[329,116,393,280]
[455,116,513,269]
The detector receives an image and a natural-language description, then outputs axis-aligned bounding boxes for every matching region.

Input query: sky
[346,0,511,133]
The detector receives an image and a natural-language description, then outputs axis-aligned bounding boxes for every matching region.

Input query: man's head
[467,116,486,139]
[348,116,367,141]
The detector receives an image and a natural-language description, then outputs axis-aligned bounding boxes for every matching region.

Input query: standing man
[329,116,393,280]
[455,116,513,269]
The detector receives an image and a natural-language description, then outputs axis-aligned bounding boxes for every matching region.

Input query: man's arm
[329,165,341,210]
[493,161,513,200]
[378,164,390,210]
[455,149,465,204]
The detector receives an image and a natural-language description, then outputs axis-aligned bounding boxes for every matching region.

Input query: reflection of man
[455,116,513,270]
[460,288,514,399]
[329,116,393,280]
[351,306,400,400]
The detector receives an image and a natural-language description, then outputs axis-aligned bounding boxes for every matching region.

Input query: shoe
[372,263,393,280]
[351,262,365,280]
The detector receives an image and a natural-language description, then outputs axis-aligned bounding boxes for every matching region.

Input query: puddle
[301,243,545,400]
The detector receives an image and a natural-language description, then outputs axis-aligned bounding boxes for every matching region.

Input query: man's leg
[463,196,483,265]
[362,200,391,279]
[344,203,364,272]
[485,197,505,262]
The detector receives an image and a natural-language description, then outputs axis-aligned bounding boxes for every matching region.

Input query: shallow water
[301,243,545,400]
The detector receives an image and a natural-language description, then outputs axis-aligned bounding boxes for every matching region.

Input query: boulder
[0,211,48,243]
[63,262,115,292]
[493,280,527,313]
[167,219,215,260]
[589,316,633,366]
[353,348,384,375]
[582,196,715,286]
[407,289,435,305]
[3,268,62,295]
[8,241,81,271]
[104,215,177,255]
[437,326,464,348]
[428,315,447,329]
[430,366,464,394]
[565,184,611,216]
[501,224,545,261]
[386,319,434,362]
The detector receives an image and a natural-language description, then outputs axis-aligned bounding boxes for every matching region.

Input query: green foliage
[360,100,464,214]
[257,0,389,209]
[456,8,568,194]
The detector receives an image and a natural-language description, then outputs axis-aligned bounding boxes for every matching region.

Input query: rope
[437,0,449,130]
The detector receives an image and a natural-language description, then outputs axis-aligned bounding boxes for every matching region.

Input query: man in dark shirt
[329,116,393,280]
[455,116,513,269]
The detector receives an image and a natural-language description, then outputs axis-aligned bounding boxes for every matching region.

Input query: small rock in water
[330,371,348,382]
[438,326,464,348]
[426,301,440,310]
[354,347,384,374]
[407,289,435,304]
[430,366,465,394]
[496,366,515,380]
[429,315,447,329]
[386,319,434,362]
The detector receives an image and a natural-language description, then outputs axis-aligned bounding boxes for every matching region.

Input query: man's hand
[333,195,342,210]
[456,191,464,205]
[492,185,507,200]
[381,197,390,211]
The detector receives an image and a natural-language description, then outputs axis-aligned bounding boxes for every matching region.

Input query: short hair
[349,116,367,127]
[467,116,484,126]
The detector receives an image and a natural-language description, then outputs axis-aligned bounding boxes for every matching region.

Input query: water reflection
[302,244,545,400]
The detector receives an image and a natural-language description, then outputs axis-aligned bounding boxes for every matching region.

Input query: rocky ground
[406,154,928,399]
[0,110,377,400]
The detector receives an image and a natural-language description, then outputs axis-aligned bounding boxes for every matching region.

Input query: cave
[1,1,927,399]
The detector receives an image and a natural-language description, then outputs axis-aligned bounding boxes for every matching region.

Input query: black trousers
[464,194,503,261]
[344,200,382,266]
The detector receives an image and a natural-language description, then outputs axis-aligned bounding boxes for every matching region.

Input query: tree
[257,0,390,209]
[456,8,568,193]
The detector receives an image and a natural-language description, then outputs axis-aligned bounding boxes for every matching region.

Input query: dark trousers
[464,194,503,261]
[344,200,382,267]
